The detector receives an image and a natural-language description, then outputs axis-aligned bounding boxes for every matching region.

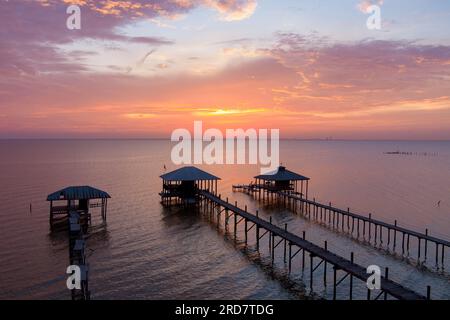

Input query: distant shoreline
[1,138,450,142]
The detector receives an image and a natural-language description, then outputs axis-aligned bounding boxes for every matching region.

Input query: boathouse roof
[160,166,221,181]
[254,166,309,181]
[47,186,111,201]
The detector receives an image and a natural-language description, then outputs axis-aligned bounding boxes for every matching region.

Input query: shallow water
[0,140,449,299]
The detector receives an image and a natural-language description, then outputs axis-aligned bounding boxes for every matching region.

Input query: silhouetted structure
[254,166,310,197]
[160,166,220,206]
[47,186,110,228]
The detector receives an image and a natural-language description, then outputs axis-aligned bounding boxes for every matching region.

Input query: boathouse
[254,166,310,198]
[47,186,111,228]
[160,166,220,206]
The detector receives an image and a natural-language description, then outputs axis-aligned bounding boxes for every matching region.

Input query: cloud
[123,113,158,119]
[0,0,257,78]
[2,0,450,139]
[264,33,450,115]
[192,107,266,116]
[357,0,384,13]
[203,0,257,21]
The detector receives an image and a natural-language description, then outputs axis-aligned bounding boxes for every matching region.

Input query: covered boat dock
[47,186,111,228]
[160,166,220,206]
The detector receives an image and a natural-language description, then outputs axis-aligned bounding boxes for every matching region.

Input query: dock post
[393,220,397,250]
[363,220,366,239]
[333,267,337,300]
[244,218,248,245]
[384,268,389,300]
[380,225,383,245]
[284,224,287,263]
[225,208,229,230]
[269,216,272,253]
[402,233,405,254]
[336,210,339,228]
[234,212,237,238]
[407,234,410,254]
[387,227,391,247]
[271,231,275,265]
[435,243,439,267]
[374,224,378,244]
[332,210,335,228]
[323,241,328,285]
[302,231,306,271]
[310,254,314,291]
[351,217,355,235]
[357,219,360,238]
[418,238,421,261]
[349,252,354,300]
[313,198,316,219]
[288,243,292,274]
[427,286,431,300]
[347,209,350,231]
[256,210,260,251]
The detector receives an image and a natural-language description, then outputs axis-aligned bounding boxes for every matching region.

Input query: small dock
[47,186,110,229]
[47,186,111,300]
[199,190,428,300]
[159,166,220,207]
[233,167,449,270]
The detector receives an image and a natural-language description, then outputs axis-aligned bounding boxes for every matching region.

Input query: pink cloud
[264,33,450,114]
[357,0,384,13]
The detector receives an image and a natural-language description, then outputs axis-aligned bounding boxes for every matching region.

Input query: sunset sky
[1,0,450,139]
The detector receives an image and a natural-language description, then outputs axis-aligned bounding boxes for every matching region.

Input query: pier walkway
[233,184,449,269]
[199,190,428,300]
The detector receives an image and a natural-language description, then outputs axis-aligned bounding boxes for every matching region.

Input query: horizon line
[1,138,450,142]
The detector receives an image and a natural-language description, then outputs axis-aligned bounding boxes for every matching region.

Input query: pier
[233,167,449,270]
[159,166,220,206]
[159,167,430,300]
[47,186,111,300]
[198,190,428,300]
[68,210,90,300]
[47,186,110,229]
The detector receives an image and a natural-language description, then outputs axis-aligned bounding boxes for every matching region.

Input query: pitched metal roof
[47,186,111,201]
[255,166,309,181]
[160,166,221,181]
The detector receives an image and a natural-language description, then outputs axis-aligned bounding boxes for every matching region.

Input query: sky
[1,0,450,139]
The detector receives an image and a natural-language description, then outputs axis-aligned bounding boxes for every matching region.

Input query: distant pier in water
[384,151,438,156]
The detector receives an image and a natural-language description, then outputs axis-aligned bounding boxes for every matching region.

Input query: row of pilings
[197,190,430,300]
[233,184,449,272]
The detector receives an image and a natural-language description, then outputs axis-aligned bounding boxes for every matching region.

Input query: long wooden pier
[68,211,90,300]
[199,190,429,300]
[233,184,449,270]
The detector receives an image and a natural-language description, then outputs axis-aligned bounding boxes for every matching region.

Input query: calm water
[0,140,449,300]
